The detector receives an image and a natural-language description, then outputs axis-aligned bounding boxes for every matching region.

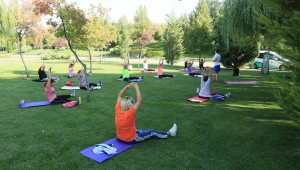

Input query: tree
[0,0,16,53]
[136,29,154,69]
[184,0,214,53]
[133,5,150,38]
[34,0,92,100]
[216,0,260,75]
[117,16,132,62]
[85,3,117,73]
[15,0,42,79]
[256,0,300,117]
[163,14,185,65]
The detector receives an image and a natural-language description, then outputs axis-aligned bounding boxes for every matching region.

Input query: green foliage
[184,0,214,53]
[41,53,70,60]
[216,0,260,69]
[256,0,300,117]
[163,14,185,65]
[6,39,13,53]
[221,37,258,68]
[133,5,150,38]
[145,50,164,58]
[117,17,132,59]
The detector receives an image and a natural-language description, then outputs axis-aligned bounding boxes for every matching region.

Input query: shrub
[41,53,70,60]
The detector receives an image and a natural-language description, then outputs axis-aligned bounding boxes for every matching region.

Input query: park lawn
[0,56,299,169]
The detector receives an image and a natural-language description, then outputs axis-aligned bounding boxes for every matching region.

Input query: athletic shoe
[71,90,75,96]
[169,124,177,136]
[99,81,102,87]
[78,97,81,105]
[196,88,200,93]
[225,92,231,98]
[55,77,60,82]
[173,74,176,78]
[141,76,144,80]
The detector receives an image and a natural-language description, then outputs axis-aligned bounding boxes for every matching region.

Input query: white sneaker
[225,92,231,98]
[196,88,200,93]
[78,97,81,105]
[169,124,177,136]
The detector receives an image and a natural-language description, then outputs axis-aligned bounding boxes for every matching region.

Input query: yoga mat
[224,81,259,84]
[117,78,143,82]
[61,86,101,90]
[187,96,209,103]
[80,138,138,163]
[20,99,51,108]
[61,86,81,90]
[183,74,202,77]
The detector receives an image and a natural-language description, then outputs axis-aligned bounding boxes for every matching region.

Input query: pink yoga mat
[224,81,258,84]
[187,96,209,103]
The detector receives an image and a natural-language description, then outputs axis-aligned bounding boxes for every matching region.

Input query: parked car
[249,50,287,71]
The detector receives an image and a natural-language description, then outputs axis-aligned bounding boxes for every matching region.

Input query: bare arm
[117,83,132,102]
[209,67,212,78]
[46,67,52,87]
[132,83,142,110]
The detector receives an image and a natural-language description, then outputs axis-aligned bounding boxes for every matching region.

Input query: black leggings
[80,83,98,90]
[51,95,72,104]
[189,73,201,76]
[159,75,173,78]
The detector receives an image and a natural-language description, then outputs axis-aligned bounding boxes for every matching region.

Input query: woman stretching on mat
[143,57,155,72]
[45,67,79,104]
[68,63,77,78]
[115,82,177,144]
[187,60,201,77]
[120,64,143,82]
[38,64,59,82]
[157,59,176,78]
[198,67,230,99]
[78,69,102,90]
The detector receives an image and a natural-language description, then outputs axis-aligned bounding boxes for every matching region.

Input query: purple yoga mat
[20,99,51,108]
[80,138,138,163]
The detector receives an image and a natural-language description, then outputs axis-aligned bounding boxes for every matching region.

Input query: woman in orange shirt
[115,82,177,144]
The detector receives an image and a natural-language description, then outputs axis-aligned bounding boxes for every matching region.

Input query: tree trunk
[87,47,92,75]
[60,14,91,101]
[19,37,30,79]
[233,68,240,76]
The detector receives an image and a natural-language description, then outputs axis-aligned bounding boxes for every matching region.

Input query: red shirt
[115,101,136,142]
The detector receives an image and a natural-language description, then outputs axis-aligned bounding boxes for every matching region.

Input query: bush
[41,53,70,60]
[145,50,164,58]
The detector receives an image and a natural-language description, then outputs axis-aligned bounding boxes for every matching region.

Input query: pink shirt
[69,67,75,77]
[157,66,163,76]
[45,86,57,102]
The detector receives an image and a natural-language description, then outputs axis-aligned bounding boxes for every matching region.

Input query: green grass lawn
[0,56,299,169]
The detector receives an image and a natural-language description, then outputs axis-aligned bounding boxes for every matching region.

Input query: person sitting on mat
[199,58,205,70]
[38,64,59,82]
[45,67,80,104]
[198,67,230,99]
[120,64,143,82]
[78,69,102,90]
[115,82,177,144]
[187,60,201,77]
[157,59,176,78]
[143,57,155,72]
[68,63,77,78]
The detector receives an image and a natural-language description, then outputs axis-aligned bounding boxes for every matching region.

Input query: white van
[250,50,287,71]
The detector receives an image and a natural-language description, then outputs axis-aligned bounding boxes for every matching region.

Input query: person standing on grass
[45,67,80,104]
[213,48,221,82]
[115,82,177,144]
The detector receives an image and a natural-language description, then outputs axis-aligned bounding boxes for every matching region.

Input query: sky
[67,0,199,23]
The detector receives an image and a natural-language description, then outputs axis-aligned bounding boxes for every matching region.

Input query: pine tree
[256,0,300,117]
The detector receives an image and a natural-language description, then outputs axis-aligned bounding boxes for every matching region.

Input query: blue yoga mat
[80,138,138,163]
[20,99,51,108]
